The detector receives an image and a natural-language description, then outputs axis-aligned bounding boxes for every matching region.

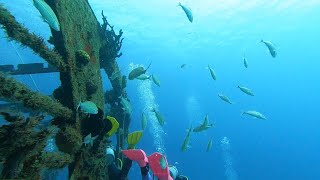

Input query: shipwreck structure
[0,0,131,179]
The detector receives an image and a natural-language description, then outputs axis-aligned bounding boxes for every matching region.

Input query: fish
[110,70,120,81]
[238,86,255,96]
[152,108,164,126]
[218,94,233,104]
[181,126,192,152]
[136,74,151,80]
[119,96,132,114]
[83,133,98,147]
[243,54,248,68]
[193,114,214,132]
[206,137,213,152]
[208,65,217,80]
[181,64,187,69]
[151,74,161,87]
[159,155,167,170]
[242,110,267,120]
[141,112,147,130]
[77,101,98,114]
[33,0,60,31]
[178,2,193,23]
[261,39,277,58]
[128,62,152,80]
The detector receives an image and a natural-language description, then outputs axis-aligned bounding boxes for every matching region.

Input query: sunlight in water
[129,63,166,154]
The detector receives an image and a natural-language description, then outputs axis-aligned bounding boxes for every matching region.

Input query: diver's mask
[169,165,179,179]
[106,146,115,166]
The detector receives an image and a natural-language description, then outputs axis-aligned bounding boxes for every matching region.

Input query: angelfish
[178,2,193,23]
[33,0,60,31]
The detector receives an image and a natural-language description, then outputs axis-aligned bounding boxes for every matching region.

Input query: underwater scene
[0,0,320,179]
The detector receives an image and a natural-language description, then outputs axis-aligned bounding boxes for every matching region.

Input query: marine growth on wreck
[0,0,130,179]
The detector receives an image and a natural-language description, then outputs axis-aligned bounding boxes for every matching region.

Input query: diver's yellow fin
[127,131,143,149]
[106,116,119,137]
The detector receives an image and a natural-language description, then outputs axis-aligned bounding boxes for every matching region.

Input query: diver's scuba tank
[169,165,179,179]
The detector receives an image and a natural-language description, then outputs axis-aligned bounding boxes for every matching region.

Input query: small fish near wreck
[33,0,60,31]
[128,62,152,80]
[178,2,193,23]
[83,133,98,147]
[77,101,98,114]
[261,39,277,58]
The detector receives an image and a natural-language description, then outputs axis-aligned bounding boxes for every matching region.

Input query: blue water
[1,0,320,179]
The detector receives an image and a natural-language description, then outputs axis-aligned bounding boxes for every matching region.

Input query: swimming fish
[206,137,213,152]
[77,101,98,114]
[178,2,193,23]
[151,74,161,87]
[261,39,277,58]
[193,114,214,132]
[119,96,132,114]
[208,65,217,80]
[152,108,164,126]
[159,155,167,170]
[33,0,60,31]
[243,54,248,68]
[181,64,187,69]
[136,74,151,80]
[110,70,120,81]
[181,126,192,152]
[242,110,267,120]
[83,133,98,147]
[218,94,233,104]
[141,112,147,130]
[128,62,152,80]
[238,86,255,96]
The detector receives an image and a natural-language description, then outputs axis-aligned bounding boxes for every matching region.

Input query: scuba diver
[104,116,188,180]
[107,147,188,180]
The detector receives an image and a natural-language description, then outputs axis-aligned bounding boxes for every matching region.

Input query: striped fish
[33,0,60,31]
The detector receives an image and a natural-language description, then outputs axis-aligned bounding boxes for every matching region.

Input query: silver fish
[136,74,151,80]
[141,112,147,130]
[151,74,161,87]
[238,86,254,96]
[128,62,152,80]
[178,2,193,23]
[218,94,233,104]
[193,114,214,132]
[207,137,213,152]
[242,110,267,120]
[243,54,248,68]
[208,65,217,80]
[152,108,164,126]
[181,126,192,152]
[261,39,277,58]
[33,0,60,31]
[119,96,132,114]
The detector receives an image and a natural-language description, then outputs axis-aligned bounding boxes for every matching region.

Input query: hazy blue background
[1,0,320,179]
